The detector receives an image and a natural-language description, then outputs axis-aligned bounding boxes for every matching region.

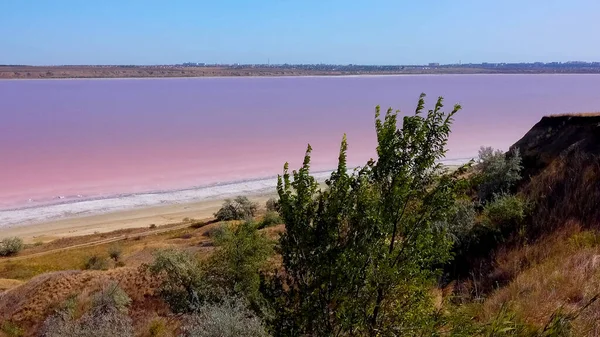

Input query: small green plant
[108,245,122,262]
[148,318,166,337]
[92,282,132,313]
[0,321,24,337]
[258,211,282,229]
[84,255,109,270]
[0,237,24,257]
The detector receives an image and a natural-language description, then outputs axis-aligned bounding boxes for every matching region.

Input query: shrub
[148,318,166,337]
[150,222,273,315]
[149,224,157,229]
[483,193,527,232]
[180,298,270,337]
[41,283,134,337]
[203,224,226,239]
[214,196,258,221]
[1,321,24,337]
[209,221,274,305]
[108,245,122,262]
[258,211,282,229]
[92,282,132,313]
[149,249,215,313]
[265,198,279,212]
[190,221,206,229]
[0,237,24,257]
[443,199,477,244]
[474,146,522,202]
[84,255,109,270]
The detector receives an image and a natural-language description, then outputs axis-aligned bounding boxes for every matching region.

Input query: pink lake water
[1,75,600,225]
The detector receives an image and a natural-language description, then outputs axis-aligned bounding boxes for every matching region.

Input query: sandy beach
[0,193,276,243]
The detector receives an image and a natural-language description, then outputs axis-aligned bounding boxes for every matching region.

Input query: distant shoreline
[2,65,600,80]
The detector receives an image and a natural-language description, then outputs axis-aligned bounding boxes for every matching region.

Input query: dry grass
[0,267,168,336]
[0,222,220,281]
[0,217,282,335]
[524,152,600,236]
[546,112,600,117]
[0,279,23,292]
[481,228,600,336]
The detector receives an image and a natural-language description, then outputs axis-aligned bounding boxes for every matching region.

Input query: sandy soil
[1,194,276,243]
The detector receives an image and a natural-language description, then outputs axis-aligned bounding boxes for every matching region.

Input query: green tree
[272,94,465,336]
[214,196,259,221]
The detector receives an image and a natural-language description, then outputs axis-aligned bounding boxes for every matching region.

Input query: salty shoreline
[0,170,337,230]
[0,163,468,243]
[0,193,277,243]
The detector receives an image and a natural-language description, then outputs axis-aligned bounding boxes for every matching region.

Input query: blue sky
[1,0,599,65]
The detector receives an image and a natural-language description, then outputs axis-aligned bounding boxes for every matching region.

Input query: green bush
[474,146,522,202]
[258,211,282,229]
[84,255,109,270]
[214,196,258,221]
[150,222,273,315]
[210,221,274,305]
[203,224,226,239]
[443,199,477,244]
[483,193,527,231]
[0,237,24,257]
[180,298,270,337]
[265,198,279,212]
[149,249,214,313]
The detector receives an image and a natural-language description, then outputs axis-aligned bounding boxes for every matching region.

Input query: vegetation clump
[265,198,280,212]
[108,245,122,262]
[0,237,24,257]
[41,283,134,337]
[179,298,270,337]
[257,211,282,229]
[84,255,109,270]
[150,221,273,315]
[214,196,258,221]
[474,146,522,202]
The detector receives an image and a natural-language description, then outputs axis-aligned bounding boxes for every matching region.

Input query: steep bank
[511,114,600,233]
